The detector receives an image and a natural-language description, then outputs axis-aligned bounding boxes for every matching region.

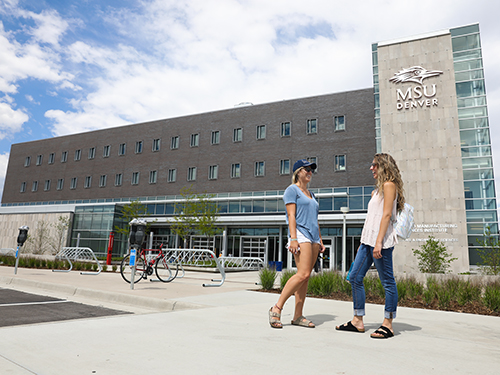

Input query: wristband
[290,238,298,241]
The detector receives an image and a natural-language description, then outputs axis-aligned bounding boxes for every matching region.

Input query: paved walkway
[0,266,499,374]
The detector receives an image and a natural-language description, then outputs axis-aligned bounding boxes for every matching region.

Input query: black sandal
[370,325,394,339]
[335,321,365,333]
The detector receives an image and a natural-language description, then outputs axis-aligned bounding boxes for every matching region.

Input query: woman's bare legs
[271,242,320,324]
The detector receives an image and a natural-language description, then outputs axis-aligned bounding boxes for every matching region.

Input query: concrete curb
[0,275,206,312]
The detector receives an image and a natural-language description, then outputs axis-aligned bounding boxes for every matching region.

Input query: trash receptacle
[268,261,275,269]
[275,261,283,271]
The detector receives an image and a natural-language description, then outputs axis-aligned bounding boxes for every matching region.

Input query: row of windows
[22,116,346,167]
[20,155,348,192]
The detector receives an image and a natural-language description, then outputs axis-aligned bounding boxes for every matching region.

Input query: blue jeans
[349,243,397,319]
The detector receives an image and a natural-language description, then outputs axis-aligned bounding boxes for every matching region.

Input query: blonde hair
[373,153,405,212]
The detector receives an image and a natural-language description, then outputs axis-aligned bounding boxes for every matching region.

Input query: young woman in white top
[336,153,405,339]
[268,159,325,329]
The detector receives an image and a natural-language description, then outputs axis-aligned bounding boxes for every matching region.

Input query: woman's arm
[286,203,300,253]
[373,181,396,259]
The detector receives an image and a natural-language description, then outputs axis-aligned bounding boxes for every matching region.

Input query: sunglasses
[303,166,313,172]
[370,162,378,168]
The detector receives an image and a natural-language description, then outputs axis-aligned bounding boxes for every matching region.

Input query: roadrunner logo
[389,66,443,110]
[389,66,443,85]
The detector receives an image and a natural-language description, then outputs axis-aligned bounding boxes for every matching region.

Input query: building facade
[0,23,496,273]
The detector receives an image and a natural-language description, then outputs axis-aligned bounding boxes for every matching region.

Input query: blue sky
[1,0,500,200]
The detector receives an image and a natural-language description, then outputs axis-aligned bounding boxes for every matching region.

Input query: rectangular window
[70,177,77,189]
[280,159,290,175]
[61,151,68,163]
[119,143,126,156]
[209,165,218,180]
[335,155,346,171]
[188,167,197,181]
[255,161,265,176]
[233,128,242,142]
[334,115,345,131]
[74,149,81,161]
[149,170,157,184]
[171,136,179,149]
[32,181,38,192]
[99,175,107,187]
[48,153,55,164]
[131,172,140,185]
[281,122,291,137]
[190,133,199,147]
[84,176,92,188]
[88,147,96,159]
[231,163,241,178]
[115,173,123,186]
[36,155,43,165]
[135,141,143,154]
[306,119,317,134]
[168,169,177,183]
[24,156,31,167]
[44,180,51,191]
[257,125,266,140]
[20,182,26,193]
[152,138,161,152]
[57,179,64,190]
[211,131,220,145]
[103,145,110,157]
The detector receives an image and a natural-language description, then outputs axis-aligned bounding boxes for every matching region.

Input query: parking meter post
[14,226,29,275]
[128,219,146,290]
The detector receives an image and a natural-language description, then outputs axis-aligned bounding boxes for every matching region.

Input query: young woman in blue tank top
[269,159,325,329]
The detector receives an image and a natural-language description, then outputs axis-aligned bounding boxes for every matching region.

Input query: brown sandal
[269,304,283,329]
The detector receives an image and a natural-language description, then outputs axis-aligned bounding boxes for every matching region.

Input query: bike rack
[164,248,225,287]
[53,247,102,275]
[219,256,264,271]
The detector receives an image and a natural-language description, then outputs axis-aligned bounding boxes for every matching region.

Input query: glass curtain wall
[451,24,499,263]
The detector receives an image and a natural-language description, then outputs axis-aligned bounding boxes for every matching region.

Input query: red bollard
[106,232,115,265]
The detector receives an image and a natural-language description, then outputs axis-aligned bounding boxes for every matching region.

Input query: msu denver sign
[389,66,443,110]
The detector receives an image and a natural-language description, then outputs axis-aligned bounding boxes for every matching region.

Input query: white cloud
[0,101,28,139]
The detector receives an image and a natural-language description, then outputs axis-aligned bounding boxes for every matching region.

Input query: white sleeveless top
[360,190,398,249]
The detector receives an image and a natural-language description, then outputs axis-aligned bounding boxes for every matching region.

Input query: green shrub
[259,267,277,290]
[397,279,408,302]
[280,269,296,290]
[483,282,500,312]
[112,265,117,272]
[456,279,481,306]
[306,271,334,296]
[436,284,452,310]
[413,236,457,273]
[364,274,385,299]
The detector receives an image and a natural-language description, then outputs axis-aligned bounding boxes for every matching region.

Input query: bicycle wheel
[155,255,179,282]
[120,254,146,284]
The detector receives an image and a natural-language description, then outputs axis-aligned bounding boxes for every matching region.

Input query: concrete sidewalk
[1,265,499,374]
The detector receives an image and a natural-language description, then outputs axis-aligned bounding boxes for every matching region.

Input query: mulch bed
[257,289,500,317]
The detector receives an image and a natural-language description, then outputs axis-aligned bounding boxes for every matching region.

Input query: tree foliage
[412,236,457,274]
[114,199,151,240]
[171,186,220,247]
[477,227,500,275]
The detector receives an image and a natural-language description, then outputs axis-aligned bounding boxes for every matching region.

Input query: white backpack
[394,203,415,239]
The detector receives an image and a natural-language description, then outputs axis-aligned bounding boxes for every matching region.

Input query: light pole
[340,206,349,276]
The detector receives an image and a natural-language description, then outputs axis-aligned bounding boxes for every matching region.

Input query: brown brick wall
[2,88,376,204]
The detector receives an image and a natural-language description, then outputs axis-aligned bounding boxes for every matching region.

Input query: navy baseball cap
[293,159,317,173]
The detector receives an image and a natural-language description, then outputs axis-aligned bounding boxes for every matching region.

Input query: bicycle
[120,244,179,284]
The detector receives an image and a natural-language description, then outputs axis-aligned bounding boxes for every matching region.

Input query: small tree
[171,186,220,248]
[25,221,50,255]
[477,227,500,275]
[49,216,71,255]
[412,236,457,274]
